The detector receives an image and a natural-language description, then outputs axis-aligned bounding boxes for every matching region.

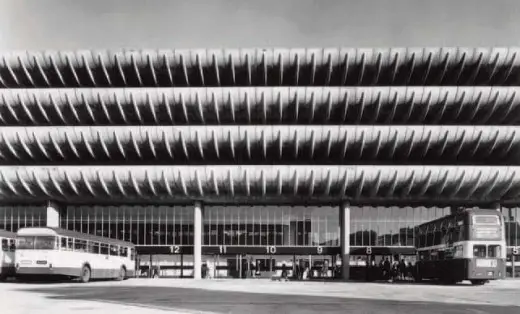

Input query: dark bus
[415,209,506,285]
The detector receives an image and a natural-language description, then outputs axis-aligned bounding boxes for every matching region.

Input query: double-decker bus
[415,209,506,285]
[15,227,135,283]
[0,230,16,281]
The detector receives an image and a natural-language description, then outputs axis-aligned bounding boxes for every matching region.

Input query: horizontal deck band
[0,87,518,125]
[0,166,517,203]
[0,125,518,165]
[0,48,519,87]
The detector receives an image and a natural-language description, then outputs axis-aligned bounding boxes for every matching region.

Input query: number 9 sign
[317,246,323,254]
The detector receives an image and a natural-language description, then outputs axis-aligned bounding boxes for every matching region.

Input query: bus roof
[16,227,135,248]
[0,229,16,238]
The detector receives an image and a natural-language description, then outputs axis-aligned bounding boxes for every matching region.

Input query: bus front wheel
[80,265,91,283]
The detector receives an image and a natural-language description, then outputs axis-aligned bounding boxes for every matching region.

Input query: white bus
[15,227,136,283]
[0,230,16,281]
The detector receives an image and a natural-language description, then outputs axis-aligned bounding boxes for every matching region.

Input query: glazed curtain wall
[0,206,47,231]
[55,205,462,248]
[61,205,195,245]
[202,206,339,246]
[58,205,339,246]
[5,205,520,248]
[501,208,520,247]
[349,206,451,247]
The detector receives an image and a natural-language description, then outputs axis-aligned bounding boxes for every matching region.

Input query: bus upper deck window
[473,245,487,257]
[1,239,8,251]
[119,246,128,257]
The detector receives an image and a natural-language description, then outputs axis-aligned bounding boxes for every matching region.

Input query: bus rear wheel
[470,279,486,286]
[117,267,126,281]
[80,265,91,283]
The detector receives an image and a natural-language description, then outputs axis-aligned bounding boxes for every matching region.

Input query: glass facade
[349,206,451,247]
[0,206,47,232]
[501,208,520,247]
[55,205,460,249]
[61,206,194,245]
[203,206,339,246]
[59,205,339,247]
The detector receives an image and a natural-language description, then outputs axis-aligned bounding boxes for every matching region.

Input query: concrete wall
[1,0,519,50]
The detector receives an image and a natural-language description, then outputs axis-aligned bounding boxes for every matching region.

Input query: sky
[0,0,519,50]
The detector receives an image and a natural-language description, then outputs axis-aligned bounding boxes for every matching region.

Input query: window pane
[473,245,486,258]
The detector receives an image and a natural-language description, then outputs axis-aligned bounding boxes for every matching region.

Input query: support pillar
[340,202,350,281]
[193,201,203,279]
[46,201,61,228]
[494,203,509,279]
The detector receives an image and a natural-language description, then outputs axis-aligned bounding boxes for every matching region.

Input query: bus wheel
[80,265,91,283]
[117,267,126,281]
[470,280,486,286]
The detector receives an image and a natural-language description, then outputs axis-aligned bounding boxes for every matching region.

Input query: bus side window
[130,248,135,261]
[74,239,87,252]
[426,232,434,247]
[9,239,15,251]
[100,243,109,255]
[109,245,118,256]
[61,237,68,250]
[68,238,74,251]
[119,246,128,257]
[89,242,100,254]
[1,239,8,251]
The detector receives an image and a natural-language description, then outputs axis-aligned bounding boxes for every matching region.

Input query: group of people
[375,257,415,282]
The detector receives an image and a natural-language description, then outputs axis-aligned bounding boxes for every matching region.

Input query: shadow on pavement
[21,285,520,314]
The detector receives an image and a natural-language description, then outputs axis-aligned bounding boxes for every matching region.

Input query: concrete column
[340,203,350,281]
[193,202,203,279]
[492,203,508,279]
[46,201,61,228]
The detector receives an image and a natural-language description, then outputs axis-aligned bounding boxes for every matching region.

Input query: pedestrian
[206,260,214,279]
[281,263,288,281]
[399,259,406,281]
[383,258,391,280]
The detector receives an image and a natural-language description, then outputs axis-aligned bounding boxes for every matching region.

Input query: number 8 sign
[366,247,372,255]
